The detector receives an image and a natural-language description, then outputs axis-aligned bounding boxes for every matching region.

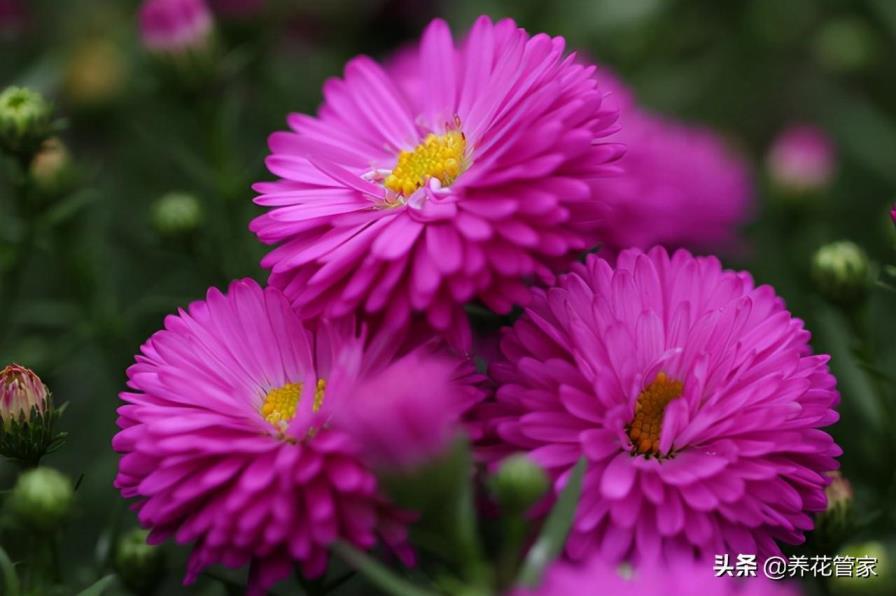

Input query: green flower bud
[488,454,549,514]
[814,471,854,551]
[114,528,165,595]
[812,241,870,306]
[831,541,891,595]
[151,192,203,235]
[814,17,879,74]
[0,86,53,157]
[7,467,73,532]
[0,363,67,466]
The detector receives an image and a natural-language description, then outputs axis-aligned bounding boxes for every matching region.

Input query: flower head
[0,86,53,156]
[767,124,836,196]
[1,363,48,423]
[519,556,801,596]
[812,241,869,306]
[595,70,752,253]
[478,248,840,563]
[138,0,213,54]
[7,466,73,532]
[113,279,481,594]
[251,16,622,349]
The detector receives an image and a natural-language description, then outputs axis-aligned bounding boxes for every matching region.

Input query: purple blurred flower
[333,347,485,471]
[519,556,801,596]
[596,70,752,253]
[112,280,492,593]
[250,17,623,350]
[766,124,836,195]
[477,247,840,563]
[138,0,213,54]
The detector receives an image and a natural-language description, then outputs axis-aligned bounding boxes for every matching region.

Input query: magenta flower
[596,70,752,253]
[519,556,800,596]
[478,247,840,563]
[113,279,481,594]
[138,0,213,53]
[250,16,623,349]
[333,348,486,471]
[766,124,836,195]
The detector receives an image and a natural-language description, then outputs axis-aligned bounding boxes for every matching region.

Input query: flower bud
[0,363,47,423]
[64,38,128,108]
[812,241,870,307]
[139,0,214,56]
[815,17,879,74]
[7,467,73,532]
[488,454,549,514]
[0,86,53,157]
[152,192,203,235]
[767,124,836,198]
[814,471,854,550]
[114,528,165,595]
[832,541,891,595]
[0,364,67,466]
[29,137,74,196]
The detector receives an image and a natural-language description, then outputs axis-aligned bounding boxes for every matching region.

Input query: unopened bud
[0,364,67,466]
[7,466,73,532]
[766,124,836,199]
[812,241,870,307]
[64,38,127,108]
[114,528,165,595]
[0,86,53,157]
[152,192,203,235]
[815,17,879,74]
[0,363,47,423]
[139,0,216,69]
[489,454,549,514]
[814,471,854,551]
[30,137,74,196]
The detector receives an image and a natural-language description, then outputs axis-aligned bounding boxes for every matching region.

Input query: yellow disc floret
[260,382,302,428]
[627,372,684,457]
[384,130,467,197]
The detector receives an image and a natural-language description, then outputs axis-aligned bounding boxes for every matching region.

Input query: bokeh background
[2,0,895,593]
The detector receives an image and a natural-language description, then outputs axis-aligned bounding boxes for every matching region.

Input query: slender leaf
[0,545,20,596]
[76,574,116,596]
[516,458,587,588]
[332,542,438,596]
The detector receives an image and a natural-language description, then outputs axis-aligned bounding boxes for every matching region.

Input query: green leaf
[331,542,437,596]
[75,574,116,596]
[515,457,587,588]
[0,545,20,596]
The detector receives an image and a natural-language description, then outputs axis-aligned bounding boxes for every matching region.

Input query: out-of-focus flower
[0,0,26,38]
[332,348,484,471]
[64,38,128,107]
[0,363,48,423]
[251,16,623,349]
[832,541,891,595]
[477,247,840,563]
[487,454,549,515]
[151,191,203,235]
[7,467,74,532]
[596,70,752,253]
[518,556,801,596]
[209,0,265,19]
[113,279,482,594]
[30,137,74,196]
[812,241,869,306]
[814,471,853,550]
[767,124,836,197]
[814,17,880,74]
[0,86,53,156]
[114,528,166,596]
[139,0,214,55]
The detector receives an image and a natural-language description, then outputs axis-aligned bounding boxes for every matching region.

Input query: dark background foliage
[1,0,895,593]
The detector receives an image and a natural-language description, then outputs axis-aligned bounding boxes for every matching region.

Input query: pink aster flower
[766,124,836,195]
[250,16,623,349]
[596,70,752,253]
[518,556,801,596]
[478,247,840,563]
[138,0,213,54]
[113,279,481,594]
[333,347,485,471]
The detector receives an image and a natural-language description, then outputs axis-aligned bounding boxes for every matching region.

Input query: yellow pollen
[626,372,683,457]
[261,382,302,427]
[313,378,326,413]
[384,130,467,197]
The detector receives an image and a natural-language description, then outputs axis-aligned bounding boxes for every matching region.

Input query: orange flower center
[384,130,467,197]
[626,372,683,457]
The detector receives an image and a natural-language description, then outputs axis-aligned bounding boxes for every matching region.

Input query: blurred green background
[2,0,895,593]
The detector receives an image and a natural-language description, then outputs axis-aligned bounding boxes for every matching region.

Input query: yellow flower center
[626,372,683,457]
[384,130,467,197]
[260,382,302,427]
